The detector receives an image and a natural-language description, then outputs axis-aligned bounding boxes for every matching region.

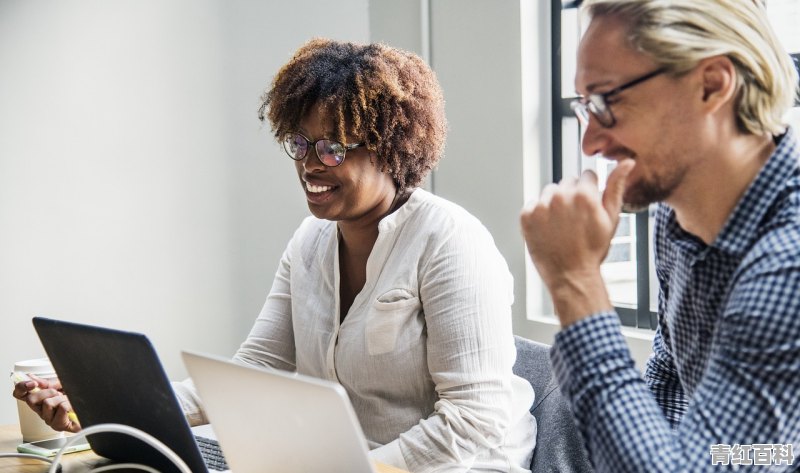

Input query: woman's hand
[12,374,82,433]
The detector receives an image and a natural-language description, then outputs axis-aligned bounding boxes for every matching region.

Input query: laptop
[182,350,378,473]
[32,316,230,473]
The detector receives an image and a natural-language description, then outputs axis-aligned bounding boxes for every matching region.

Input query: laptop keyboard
[195,435,229,471]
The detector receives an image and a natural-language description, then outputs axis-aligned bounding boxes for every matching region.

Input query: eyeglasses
[282,132,365,167]
[570,68,667,128]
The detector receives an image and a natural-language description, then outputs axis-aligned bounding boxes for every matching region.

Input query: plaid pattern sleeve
[644,328,688,428]
[550,128,800,473]
[551,313,683,472]
[552,307,800,473]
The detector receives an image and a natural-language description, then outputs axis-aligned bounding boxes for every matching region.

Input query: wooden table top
[0,424,408,472]
[0,424,95,472]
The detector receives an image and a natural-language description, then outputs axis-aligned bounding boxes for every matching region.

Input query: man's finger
[539,182,559,206]
[602,159,635,217]
[580,169,599,186]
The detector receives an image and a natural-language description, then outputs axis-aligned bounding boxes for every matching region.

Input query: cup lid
[13,357,55,377]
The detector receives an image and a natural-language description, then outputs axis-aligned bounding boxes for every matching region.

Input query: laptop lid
[32,316,215,473]
[182,350,378,473]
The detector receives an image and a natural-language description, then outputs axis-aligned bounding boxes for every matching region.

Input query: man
[521,0,800,471]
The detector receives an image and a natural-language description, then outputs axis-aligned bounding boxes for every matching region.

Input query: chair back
[513,336,593,473]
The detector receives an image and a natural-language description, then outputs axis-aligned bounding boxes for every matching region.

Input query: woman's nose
[301,146,326,171]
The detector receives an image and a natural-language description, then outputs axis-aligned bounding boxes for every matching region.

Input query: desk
[0,425,408,473]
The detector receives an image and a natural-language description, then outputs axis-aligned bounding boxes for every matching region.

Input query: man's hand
[520,159,635,327]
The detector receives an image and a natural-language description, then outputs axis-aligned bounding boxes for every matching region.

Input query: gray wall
[369,0,551,333]
[429,0,529,325]
[0,0,368,425]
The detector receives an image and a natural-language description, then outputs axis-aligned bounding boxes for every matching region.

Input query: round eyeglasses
[282,132,365,167]
[570,68,666,128]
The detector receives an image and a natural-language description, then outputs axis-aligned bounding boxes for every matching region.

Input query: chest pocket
[366,289,422,355]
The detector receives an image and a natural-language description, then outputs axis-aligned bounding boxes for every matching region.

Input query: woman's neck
[337,187,407,255]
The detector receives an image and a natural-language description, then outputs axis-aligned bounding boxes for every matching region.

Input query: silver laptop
[182,351,378,473]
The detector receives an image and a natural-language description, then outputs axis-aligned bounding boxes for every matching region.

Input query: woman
[15,38,536,472]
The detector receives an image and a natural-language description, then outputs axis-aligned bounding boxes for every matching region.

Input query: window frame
[551,0,658,329]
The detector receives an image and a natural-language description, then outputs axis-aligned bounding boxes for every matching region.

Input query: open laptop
[182,350,378,473]
[32,317,230,473]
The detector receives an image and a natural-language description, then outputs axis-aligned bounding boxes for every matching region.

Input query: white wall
[0,0,368,425]
[1,0,654,427]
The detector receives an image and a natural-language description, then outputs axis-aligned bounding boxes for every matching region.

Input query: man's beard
[620,171,683,214]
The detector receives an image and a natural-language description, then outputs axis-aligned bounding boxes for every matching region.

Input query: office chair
[513,336,594,473]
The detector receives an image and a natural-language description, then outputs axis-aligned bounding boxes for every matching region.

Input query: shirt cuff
[171,378,208,427]
[550,311,636,400]
[369,439,410,472]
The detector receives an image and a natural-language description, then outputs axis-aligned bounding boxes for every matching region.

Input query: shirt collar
[377,187,424,233]
[664,127,799,258]
[712,127,798,256]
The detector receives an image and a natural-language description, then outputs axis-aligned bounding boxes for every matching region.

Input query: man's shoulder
[747,181,800,262]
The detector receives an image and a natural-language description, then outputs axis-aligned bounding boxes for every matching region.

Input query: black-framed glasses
[282,132,365,167]
[570,68,667,128]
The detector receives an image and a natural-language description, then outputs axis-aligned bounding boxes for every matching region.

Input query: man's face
[576,14,703,211]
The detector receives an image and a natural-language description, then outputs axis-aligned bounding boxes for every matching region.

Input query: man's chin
[621,201,650,214]
[620,184,666,214]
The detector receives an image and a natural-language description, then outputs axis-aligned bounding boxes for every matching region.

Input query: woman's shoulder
[403,190,511,275]
[405,189,484,227]
[399,189,496,243]
[289,215,336,249]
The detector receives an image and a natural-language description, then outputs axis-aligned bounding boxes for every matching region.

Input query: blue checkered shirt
[551,127,800,472]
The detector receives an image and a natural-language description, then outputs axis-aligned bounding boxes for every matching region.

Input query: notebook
[182,350,378,473]
[31,317,230,473]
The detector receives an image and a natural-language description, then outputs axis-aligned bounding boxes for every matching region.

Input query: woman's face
[293,103,396,225]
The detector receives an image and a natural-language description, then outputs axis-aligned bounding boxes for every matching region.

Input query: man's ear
[698,55,737,113]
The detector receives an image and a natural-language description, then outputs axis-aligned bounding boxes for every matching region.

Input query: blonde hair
[582,0,799,135]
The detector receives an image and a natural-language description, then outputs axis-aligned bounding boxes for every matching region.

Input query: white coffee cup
[13,357,64,442]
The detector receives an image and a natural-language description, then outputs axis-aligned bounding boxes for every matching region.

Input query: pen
[10,371,80,424]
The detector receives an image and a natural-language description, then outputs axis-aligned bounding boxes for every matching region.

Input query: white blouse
[176,189,536,472]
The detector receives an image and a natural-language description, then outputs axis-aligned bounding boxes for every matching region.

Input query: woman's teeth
[306,184,333,193]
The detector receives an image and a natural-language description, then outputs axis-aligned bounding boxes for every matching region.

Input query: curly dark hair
[258,38,447,189]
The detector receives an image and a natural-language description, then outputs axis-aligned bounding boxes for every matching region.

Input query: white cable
[0,452,54,463]
[48,423,192,473]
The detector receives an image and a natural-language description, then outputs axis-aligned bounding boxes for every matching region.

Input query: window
[550,0,800,329]
[766,0,800,129]
[552,0,656,329]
